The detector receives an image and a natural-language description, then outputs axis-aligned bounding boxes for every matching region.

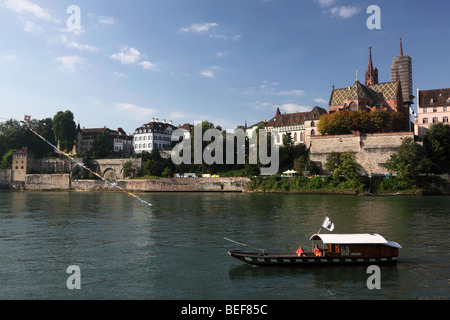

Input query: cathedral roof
[329,80,400,106]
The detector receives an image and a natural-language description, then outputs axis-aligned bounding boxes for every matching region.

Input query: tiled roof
[419,88,450,108]
[330,80,400,106]
[266,106,328,128]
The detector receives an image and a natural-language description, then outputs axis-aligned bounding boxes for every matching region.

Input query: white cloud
[314,0,336,8]
[3,0,52,20]
[67,41,99,53]
[276,89,306,97]
[200,66,220,78]
[98,16,117,25]
[23,20,43,33]
[314,98,328,105]
[209,34,241,41]
[110,46,142,64]
[180,22,219,33]
[278,104,312,113]
[329,5,360,19]
[1,54,17,61]
[216,51,228,57]
[55,56,85,72]
[139,61,158,70]
[115,103,158,119]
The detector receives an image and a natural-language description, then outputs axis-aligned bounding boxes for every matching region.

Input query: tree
[369,109,391,133]
[325,151,361,180]
[52,111,77,153]
[1,149,17,169]
[424,122,450,173]
[385,138,431,181]
[283,132,293,148]
[93,130,112,158]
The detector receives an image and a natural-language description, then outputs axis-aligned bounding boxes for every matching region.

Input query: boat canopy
[309,233,402,249]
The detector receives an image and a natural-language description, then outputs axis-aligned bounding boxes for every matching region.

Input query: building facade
[415,88,450,137]
[246,105,327,148]
[134,118,177,154]
[75,126,134,155]
[12,148,33,182]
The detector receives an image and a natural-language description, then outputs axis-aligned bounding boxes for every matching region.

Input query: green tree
[1,149,17,169]
[424,122,450,173]
[369,109,391,133]
[123,161,133,179]
[52,111,77,153]
[93,130,112,158]
[385,137,431,181]
[325,151,361,180]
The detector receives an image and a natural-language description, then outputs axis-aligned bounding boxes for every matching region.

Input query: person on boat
[296,245,304,257]
[314,244,322,257]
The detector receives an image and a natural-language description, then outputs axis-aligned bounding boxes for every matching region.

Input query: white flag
[322,216,335,231]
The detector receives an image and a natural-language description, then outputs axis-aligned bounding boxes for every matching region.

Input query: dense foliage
[318,110,408,135]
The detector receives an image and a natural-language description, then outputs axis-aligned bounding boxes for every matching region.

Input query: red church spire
[365,46,378,86]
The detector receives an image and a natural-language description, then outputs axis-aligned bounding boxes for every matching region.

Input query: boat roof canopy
[309,233,402,249]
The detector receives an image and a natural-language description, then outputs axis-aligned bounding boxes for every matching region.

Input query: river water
[0,191,448,300]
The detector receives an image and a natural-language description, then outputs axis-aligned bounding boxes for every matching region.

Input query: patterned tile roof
[330,80,400,106]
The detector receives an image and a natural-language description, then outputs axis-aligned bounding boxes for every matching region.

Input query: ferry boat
[227,233,402,266]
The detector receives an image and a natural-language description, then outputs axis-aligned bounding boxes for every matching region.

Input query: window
[443,117,448,123]
[423,108,427,113]
[423,118,428,124]
[433,117,438,123]
[444,107,448,112]
[433,107,437,113]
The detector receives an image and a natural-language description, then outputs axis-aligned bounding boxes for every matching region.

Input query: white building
[247,105,327,148]
[134,118,177,154]
[414,88,450,138]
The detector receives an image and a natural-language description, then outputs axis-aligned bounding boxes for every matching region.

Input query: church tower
[390,38,414,106]
[365,46,378,86]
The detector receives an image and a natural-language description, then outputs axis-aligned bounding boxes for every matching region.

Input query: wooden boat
[227,233,402,266]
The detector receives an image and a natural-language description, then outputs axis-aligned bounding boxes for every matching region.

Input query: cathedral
[328,39,412,123]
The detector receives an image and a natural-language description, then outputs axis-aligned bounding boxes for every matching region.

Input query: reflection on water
[0,191,448,299]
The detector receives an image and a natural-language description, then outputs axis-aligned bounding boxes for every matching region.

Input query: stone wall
[25,174,71,190]
[310,132,415,175]
[73,177,251,192]
[22,175,251,192]
[0,169,12,189]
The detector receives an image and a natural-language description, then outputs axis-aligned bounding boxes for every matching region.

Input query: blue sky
[0,0,449,134]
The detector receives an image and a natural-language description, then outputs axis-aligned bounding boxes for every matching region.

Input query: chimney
[152,118,155,122]
[162,119,166,124]
[156,118,159,123]
[169,120,172,125]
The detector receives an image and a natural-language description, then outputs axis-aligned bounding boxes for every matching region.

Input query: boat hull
[228,251,398,266]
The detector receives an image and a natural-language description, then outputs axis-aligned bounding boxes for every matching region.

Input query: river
[0,191,448,300]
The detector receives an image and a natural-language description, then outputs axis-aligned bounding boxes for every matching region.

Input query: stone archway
[103,168,117,181]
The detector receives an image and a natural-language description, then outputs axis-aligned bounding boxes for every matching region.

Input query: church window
[311,129,316,136]
[294,133,297,142]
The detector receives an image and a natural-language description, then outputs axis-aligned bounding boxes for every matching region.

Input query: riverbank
[250,175,450,195]
[2,173,449,195]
